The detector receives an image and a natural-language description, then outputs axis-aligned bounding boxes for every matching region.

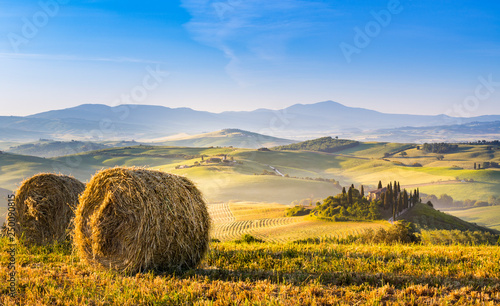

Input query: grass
[228,201,290,221]
[444,206,500,231]
[1,237,500,305]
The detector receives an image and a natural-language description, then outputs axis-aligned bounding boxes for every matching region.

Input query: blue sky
[0,0,499,117]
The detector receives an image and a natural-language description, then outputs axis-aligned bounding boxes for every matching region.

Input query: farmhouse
[367,187,387,201]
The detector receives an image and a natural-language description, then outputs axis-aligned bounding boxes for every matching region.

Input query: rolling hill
[1,139,499,232]
[444,206,500,231]
[398,203,498,234]
[154,129,296,148]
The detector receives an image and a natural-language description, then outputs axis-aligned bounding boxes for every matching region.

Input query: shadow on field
[182,268,499,290]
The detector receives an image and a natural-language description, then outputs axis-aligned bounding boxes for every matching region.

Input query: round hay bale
[74,167,211,274]
[12,173,85,245]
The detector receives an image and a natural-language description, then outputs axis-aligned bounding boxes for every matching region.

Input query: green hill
[273,137,359,153]
[7,140,110,158]
[154,129,296,149]
[1,141,500,222]
[398,203,498,233]
[444,206,500,231]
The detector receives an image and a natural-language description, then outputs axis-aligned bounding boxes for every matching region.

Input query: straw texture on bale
[12,173,85,245]
[74,167,211,274]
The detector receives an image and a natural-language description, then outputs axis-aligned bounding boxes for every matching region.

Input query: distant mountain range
[1,101,499,143]
[356,121,500,143]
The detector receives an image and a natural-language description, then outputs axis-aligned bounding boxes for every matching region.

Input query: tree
[348,187,353,205]
[400,152,408,157]
[342,187,346,195]
[474,162,477,170]
[378,181,382,189]
[360,185,364,198]
[436,155,444,161]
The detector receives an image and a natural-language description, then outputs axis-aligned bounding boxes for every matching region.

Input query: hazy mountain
[154,129,296,148]
[7,140,110,158]
[355,121,500,143]
[1,101,499,142]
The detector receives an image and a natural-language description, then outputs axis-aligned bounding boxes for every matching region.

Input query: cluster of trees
[284,175,340,185]
[285,205,311,217]
[260,169,277,176]
[274,137,359,153]
[419,230,499,246]
[422,143,458,153]
[376,180,420,221]
[467,140,500,146]
[474,162,499,169]
[422,193,500,208]
[313,185,380,221]
[359,221,420,244]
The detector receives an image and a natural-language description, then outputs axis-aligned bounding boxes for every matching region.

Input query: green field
[208,201,388,243]
[1,142,499,218]
[444,206,500,231]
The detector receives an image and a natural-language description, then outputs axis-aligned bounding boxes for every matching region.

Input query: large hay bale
[12,173,85,245]
[74,167,211,274]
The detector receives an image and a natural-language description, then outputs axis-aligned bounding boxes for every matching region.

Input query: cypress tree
[348,187,353,205]
[378,180,382,189]
[360,185,364,198]
[342,187,346,195]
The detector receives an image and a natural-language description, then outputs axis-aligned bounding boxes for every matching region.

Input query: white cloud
[181,0,336,86]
